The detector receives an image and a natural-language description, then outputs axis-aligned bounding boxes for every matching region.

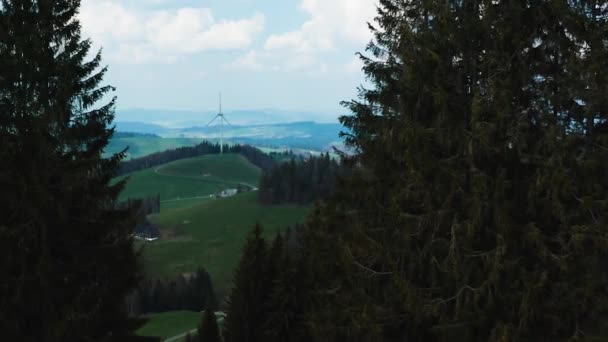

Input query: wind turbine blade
[222,116,232,126]
[206,114,220,126]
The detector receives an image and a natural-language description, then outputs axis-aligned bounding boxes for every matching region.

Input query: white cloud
[262,0,377,72]
[79,0,265,64]
[264,0,377,52]
[225,49,331,74]
[225,50,264,71]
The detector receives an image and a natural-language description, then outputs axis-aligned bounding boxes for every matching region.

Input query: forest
[1,0,607,341]
[258,153,345,204]
[126,269,217,316]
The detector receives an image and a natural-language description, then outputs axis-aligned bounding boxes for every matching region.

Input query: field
[136,310,201,340]
[115,153,311,299]
[144,191,310,299]
[116,154,260,209]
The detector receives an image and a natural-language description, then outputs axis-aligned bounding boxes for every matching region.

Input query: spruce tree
[302,0,608,341]
[263,233,311,342]
[223,224,270,342]
[198,305,222,342]
[0,0,140,340]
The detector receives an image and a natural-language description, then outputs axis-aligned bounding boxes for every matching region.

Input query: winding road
[153,167,258,204]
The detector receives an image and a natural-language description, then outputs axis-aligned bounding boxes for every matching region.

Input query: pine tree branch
[434,285,479,305]
[346,247,394,277]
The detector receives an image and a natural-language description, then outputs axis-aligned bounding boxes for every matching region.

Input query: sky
[78,0,379,122]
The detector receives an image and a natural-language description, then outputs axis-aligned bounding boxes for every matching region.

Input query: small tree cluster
[223,224,310,342]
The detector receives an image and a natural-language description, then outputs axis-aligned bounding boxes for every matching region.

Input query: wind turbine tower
[207,92,231,154]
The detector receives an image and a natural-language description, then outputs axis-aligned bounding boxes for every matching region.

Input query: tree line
[116,141,226,175]
[120,195,161,216]
[126,268,217,316]
[258,153,345,205]
[116,141,278,176]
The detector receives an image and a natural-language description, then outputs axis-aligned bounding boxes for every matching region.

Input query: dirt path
[152,167,258,204]
[163,328,197,342]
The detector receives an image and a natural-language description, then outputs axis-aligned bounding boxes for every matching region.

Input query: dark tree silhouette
[0,0,142,340]
[197,304,222,342]
[299,0,608,340]
[224,224,273,342]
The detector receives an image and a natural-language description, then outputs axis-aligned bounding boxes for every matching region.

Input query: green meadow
[136,310,201,340]
[116,154,260,208]
[116,153,311,299]
[144,191,310,299]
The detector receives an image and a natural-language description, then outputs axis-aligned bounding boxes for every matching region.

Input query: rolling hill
[115,153,311,300]
[116,153,260,209]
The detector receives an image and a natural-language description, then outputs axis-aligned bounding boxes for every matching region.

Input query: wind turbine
[207,93,232,154]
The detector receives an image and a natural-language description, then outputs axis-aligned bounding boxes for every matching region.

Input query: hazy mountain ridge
[115,108,341,127]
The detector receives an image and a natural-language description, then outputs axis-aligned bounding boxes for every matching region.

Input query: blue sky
[79,0,378,123]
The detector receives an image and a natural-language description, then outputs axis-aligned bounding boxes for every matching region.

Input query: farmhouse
[134,220,161,242]
[219,188,238,198]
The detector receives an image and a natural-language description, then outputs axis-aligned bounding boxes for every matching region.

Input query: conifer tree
[263,233,311,342]
[0,0,141,340]
[223,224,270,342]
[266,232,284,285]
[198,305,222,342]
[302,0,608,341]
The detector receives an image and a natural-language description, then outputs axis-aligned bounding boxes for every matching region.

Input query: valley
[115,149,311,340]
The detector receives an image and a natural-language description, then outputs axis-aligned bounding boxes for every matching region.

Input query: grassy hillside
[106,136,207,159]
[158,153,260,186]
[116,153,310,298]
[116,154,260,208]
[136,310,201,340]
[144,191,310,299]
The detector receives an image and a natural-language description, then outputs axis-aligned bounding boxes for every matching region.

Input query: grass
[143,191,310,299]
[160,197,212,212]
[116,153,311,298]
[136,310,201,340]
[157,153,260,186]
[116,154,261,209]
